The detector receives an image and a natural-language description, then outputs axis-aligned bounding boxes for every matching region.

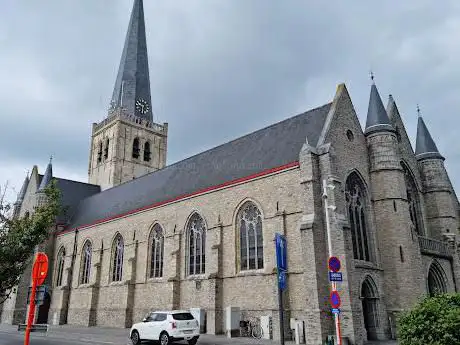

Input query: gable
[66,103,332,230]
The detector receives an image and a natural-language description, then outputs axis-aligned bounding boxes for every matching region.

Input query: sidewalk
[0,324,297,345]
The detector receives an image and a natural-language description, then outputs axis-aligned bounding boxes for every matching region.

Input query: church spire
[415,110,443,161]
[110,0,153,122]
[38,157,53,192]
[364,77,394,135]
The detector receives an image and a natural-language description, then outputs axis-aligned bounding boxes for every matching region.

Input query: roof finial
[417,104,421,117]
[49,155,53,164]
[370,70,375,83]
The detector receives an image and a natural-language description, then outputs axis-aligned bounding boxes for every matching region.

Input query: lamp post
[322,178,342,345]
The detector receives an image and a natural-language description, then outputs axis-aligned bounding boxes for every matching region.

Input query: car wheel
[160,332,170,345]
[187,336,198,345]
[131,330,141,345]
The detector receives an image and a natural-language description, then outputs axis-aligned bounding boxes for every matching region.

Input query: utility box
[294,320,305,344]
[189,308,206,334]
[260,315,272,339]
[224,306,240,338]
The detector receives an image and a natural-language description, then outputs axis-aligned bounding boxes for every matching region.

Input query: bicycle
[239,318,263,339]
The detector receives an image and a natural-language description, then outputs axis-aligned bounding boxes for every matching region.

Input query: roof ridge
[102,102,332,191]
[54,177,100,187]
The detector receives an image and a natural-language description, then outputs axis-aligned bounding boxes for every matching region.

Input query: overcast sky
[0,0,459,203]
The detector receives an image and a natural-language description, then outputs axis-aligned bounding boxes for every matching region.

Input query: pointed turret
[364,81,394,135]
[415,115,443,161]
[15,174,29,204]
[109,0,153,122]
[38,158,53,192]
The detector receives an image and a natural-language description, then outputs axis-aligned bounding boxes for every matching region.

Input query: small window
[395,127,402,142]
[172,313,195,321]
[144,141,151,162]
[132,138,140,159]
[104,139,109,160]
[346,130,354,142]
[97,142,102,163]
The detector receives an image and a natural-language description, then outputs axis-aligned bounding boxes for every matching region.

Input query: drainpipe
[64,229,79,323]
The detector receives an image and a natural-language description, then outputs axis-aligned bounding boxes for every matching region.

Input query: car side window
[156,313,167,321]
[146,313,157,322]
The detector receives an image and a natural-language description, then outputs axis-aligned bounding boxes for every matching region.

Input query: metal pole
[24,264,38,345]
[322,179,342,345]
[277,272,285,345]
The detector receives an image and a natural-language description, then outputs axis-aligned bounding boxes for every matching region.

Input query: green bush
[397,293,460,345]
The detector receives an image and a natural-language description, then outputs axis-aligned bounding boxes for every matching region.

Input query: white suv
[130,310,200,345]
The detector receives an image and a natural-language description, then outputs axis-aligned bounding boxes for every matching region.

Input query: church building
[1,1,459,344]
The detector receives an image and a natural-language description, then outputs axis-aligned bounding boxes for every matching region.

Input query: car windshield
[172,313,194,320]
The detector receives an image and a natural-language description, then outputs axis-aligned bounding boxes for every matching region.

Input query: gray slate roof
[15,175,29,204]
[110,0,153,122]
[37,161,53,192]
[415,116,443,160]
[365,83,394,135]
[67,103,332,229]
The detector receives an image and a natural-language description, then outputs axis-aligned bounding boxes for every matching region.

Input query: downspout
[64,229,79,323]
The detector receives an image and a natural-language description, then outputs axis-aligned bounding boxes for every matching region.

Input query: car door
[153,313,168,339]
[143,313,158,339]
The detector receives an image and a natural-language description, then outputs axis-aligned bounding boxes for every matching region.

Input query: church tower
[364,80,425,315]
[88,0,167,190]
[415,114,458,239]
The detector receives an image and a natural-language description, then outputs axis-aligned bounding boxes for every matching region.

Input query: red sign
[32,252,49,286]
[328,256,341,273]
[330,291,341,309]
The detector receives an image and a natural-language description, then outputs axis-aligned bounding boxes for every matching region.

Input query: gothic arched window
[428,261,448,296]
[104,138,109,160]
[97,142,102,163]
[186,213,206,276]
[149,224,164,278]
[401,162,423,235]
[56,247,66,287]
[345,172,372,262]
[238,201,264,271]
[132,138,140,159]
[144,141,151,162]
[111,234,124,282]
[80,240,92,285]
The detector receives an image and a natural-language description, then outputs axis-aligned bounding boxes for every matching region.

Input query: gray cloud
[1,0,459,202]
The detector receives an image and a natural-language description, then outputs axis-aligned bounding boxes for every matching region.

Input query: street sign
[328,256,341,273]
[329,272,343,282]
[331,308,340,314]
[26,285,48,305]
[330,291,341,309]
[25,252,49,345]
[278,270,287,290]
[275,233,287,271]
[32,252,49,286]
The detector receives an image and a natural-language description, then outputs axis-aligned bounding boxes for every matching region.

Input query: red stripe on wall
[58,161,299,236]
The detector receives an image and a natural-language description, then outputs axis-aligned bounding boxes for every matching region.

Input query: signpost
[323,179,343,345]
[275,233,287,345]
[24,252,49,345]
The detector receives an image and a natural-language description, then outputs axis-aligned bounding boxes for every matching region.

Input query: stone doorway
[361,277,379,341]
[427,260,447,296]
[36,292,51,324]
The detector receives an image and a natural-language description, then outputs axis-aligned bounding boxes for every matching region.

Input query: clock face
[135,99,150,114]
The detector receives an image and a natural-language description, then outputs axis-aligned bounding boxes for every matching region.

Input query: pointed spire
[38,157,53,192]
[415,110,443,161]
[364,77,394,135]
[15,174,30,204]
[110,0,153,122]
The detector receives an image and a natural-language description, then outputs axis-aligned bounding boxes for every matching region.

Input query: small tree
[0,180,61,305]
[397,293,460,345]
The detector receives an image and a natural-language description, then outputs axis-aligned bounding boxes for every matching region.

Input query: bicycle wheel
[251,324,263,339]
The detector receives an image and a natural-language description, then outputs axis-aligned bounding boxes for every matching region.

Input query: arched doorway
[36,292,51,324]
[427,261,447,297]
[361,276,379,341]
